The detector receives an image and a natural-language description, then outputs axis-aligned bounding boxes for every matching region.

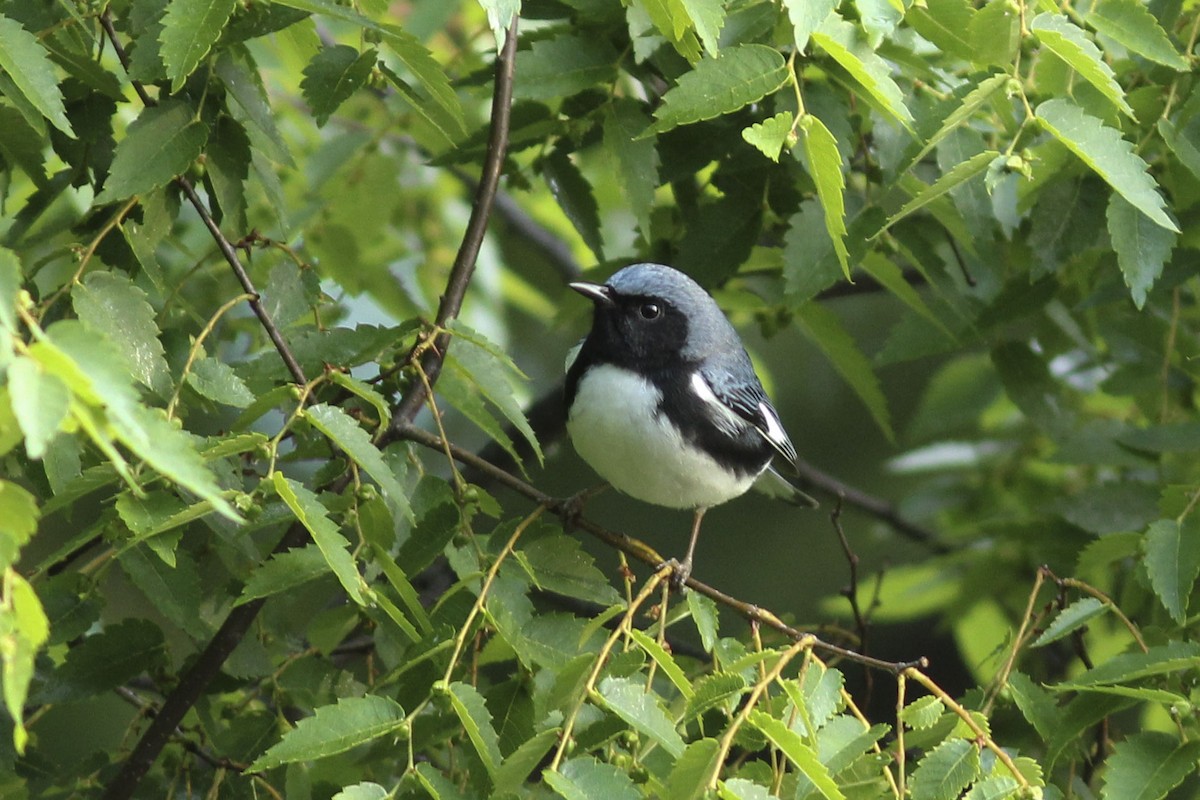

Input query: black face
[584,291,691,373]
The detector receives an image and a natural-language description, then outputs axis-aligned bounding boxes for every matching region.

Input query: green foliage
[3,0,1200,798]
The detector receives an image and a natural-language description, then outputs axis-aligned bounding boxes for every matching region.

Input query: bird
[564,262,817,589]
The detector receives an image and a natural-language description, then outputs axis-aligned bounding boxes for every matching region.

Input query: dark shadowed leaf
[96,100,208,203]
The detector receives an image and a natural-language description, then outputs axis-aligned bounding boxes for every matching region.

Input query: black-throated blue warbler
[565,263,817,587]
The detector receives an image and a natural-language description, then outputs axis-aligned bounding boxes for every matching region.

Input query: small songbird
[565,263,817,588]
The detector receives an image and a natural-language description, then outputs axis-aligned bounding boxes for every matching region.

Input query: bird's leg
[667,507,708,592]
[562,482,609,529]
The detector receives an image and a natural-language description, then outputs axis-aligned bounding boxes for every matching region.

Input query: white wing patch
[689,371,748,436]
[758,401,789,451]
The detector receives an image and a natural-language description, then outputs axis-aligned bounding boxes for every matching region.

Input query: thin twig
[394,421,929,676]
[113,687,245,773]
[831,496,872,700]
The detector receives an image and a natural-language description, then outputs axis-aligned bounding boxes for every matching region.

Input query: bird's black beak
[569,281,614,306]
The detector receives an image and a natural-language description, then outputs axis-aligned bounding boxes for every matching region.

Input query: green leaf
[188,358,255,408]
[272,473,366,605]
[680,0,725,56]
[900,696,945,729]
[783,0,838,51]
[370,543,433,633]
[629,628,694,699]
[305,403,411,519]
[963,777,1019,800]
[967,0,1020,67]
[800,114,850,278]
[909,738,981,800]
[73,272,172,397]
[1085,0,1188,70]
[683,672,747,722]
[248,695,406,771]
[494,728,561,795]
[159,0,238,92]
[301,45,377,127]
[1067,641,1200,686]
[597,675,685,757]
[1157,119,1200,181]
[1143,517,1200,624]
[687,590,719,651]
[721,778,780,800]
[332,783,388,800]
[477,0,519,49]
[1106,193,1175,310]
[1,571,46,753]
[604,100,659,235]
[665,738,721,800]
[907,73,1009,170]
[118,545,203,633]
[7,357,68,460]
[0,15,74,137]
[518,533,621,605]
[545,756,641,800]
[0,246,20,334]
[905,0,975,61]
[0,480,39,570]
[1100,732,1200,800]
[1035,99,1177,233]
[742,111,794,162]
[236,545,330,605]
[1032,597,1107,647]
[647,45,789,135]
[749,711,845,800]
[794,303,893,442]
[206,115,251,232]
[543,149,605,261]
[879,150,997,235]
[1032,14,1133,119]
[811,14,913,129]
[860,253,954,339]
[513,35,619,101]
[96,100,209,204]
[35,618,166,704]
[447,681,503,777]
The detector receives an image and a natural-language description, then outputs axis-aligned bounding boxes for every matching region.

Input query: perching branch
[98,8,307,386]
[394,420,929,676]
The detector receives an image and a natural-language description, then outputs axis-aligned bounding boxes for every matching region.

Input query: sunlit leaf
[248,695,406,771]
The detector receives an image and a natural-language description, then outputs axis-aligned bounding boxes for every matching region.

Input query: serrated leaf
[1,570,47,753]
[1100,732,1200,800]
[1158,118,1200,181]
[909,738,981,800]
[1032,597,1107,647]
[206,115,251,233]
[968,0,1020,67]
[236,545,330,605]
[861,253,954,339]
[1086,0,1188,70]
[720,778,780,800]
[907,73,1009,170]
[188,358,255,408]
[604,100,658,235]
[680,0,725,56]
[514,35,619,101]
[494,728,561,794]
[905,0,975,60]
[1036,99,1177,232]
[215,50,293,166]
[647,45,788,135]
[1143,517,1200,624]
[448,681,503,777]
[272,473,366,605]
[543,149,604,261]
[306,403,411,519]
[743,111,794,161]
[963,776,1019,800]
[800,113,850,278]
[683,672,747,721]
[301,45,377,127]
[370,543,432,633]
[74,272,172,397]
[687,590,719,651]
[1106,193,1175,309]
[597,675,685,757]
[0,479,39,570]
[1032,14,1133,119]
[794,303,893,442]
[811,14,912,129]
[666,738,721,800]
[96,100,208,204]
[248,695,405,771]
[545,756,641,800]
[749,711,845,800]
[1068,641,1200,686]
[0,15,74,137]
[784,0,838,51]
[7,357,68,460]
[628,628,693,699]
[900,695,945,729]
[519,533,621,605]
[159,0,238,92]
[436,367,522,467]
[879,150,997,235]
[118,545,203,633]
[35,618,165,704]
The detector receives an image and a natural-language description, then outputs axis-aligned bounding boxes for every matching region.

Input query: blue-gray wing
[697,362,799,469]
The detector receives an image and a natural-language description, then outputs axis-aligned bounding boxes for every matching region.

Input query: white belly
[567,364,758,509]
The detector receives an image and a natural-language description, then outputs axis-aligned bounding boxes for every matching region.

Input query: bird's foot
[658,557,692,593]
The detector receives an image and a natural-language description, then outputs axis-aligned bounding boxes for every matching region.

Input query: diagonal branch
[98,8,306,386]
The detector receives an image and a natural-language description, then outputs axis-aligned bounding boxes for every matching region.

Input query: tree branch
[394,421,929,675]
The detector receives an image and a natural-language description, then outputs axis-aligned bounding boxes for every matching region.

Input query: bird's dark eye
[639,303,661,320]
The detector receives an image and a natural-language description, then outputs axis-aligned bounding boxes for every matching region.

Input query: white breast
[567,364,759,509]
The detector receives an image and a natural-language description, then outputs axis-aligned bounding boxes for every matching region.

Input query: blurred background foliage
[1,0,1200,797]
